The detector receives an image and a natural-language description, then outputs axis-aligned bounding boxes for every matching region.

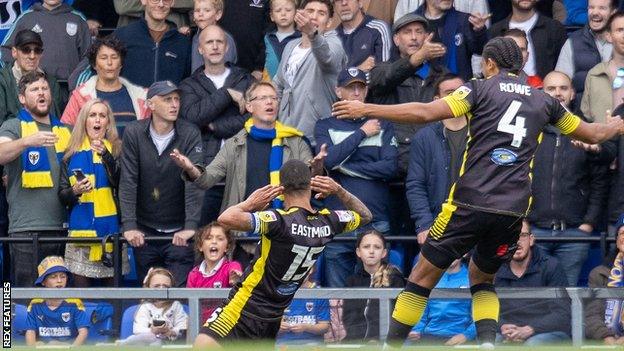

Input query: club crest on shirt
[61,312,71,323]
[454,33,463,47]
[306,302,314,312]
[28,151,40,165]
[452,86,471,100]
[66,22,77,36]
[249,0,264,8]
[213,281,222,288]
[259,211,278,222]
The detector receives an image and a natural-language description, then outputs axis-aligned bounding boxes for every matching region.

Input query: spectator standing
[394,0,490,24]
[190,0,237,73]
[342,231,404,342]
[0,71,71,287]
[406,73,467,246]
[186,223,242,323]
[414,0,489,80]
[501,28,542,88]
[263,0,301,80]
[582,11,624,123]
[0,0,90,83]
[0,30,63,124]
[314,68,397,287]
[495,223,571,345]
[556,0,615,101]
[219,0,271,80]
[117,268,188,345]
[114,0,194,28]
[73,0,118,37]
[274,0,347,144]
[585,220,624,345]
[408,258,475,346]
[113,0,191,87]
[528,71,609,286]
[25,256,89,346]
[61,36,150,135]
[179,24,253,225]
[170,81,313,267]
[489,0,568,81]
[487,0,567,24]
[119,80,203,287]
[334,0,392,72]
[58,99,129,287]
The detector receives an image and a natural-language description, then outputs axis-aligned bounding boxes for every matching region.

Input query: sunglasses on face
[18,46,43,55]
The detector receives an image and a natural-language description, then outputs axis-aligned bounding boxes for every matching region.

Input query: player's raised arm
[218,185,284,232]
[567,110,624,144]
[331,98,455,124]
[310,176,372,225]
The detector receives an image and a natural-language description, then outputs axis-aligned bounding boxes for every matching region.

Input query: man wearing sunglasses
[0,29,64,125]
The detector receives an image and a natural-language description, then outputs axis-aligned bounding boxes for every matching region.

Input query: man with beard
[489,0,567,82]
[556,0,617,100]
[0,71,72,286]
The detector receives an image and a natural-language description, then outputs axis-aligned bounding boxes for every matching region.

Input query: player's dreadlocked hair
[482,37,523,75]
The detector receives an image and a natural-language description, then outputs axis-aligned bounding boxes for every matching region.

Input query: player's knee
[193,333,221,349]
[408,255,445,289]
[468,258,495,285]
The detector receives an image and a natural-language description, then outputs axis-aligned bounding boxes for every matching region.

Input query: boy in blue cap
[25,256,89,346]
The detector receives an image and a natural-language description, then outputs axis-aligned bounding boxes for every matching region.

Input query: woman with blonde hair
[58,98,127,287]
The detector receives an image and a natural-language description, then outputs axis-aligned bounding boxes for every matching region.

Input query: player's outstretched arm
[218,185,284,232]
[311,176,372,225]
[569,111,624,144]
[331,99,454,124]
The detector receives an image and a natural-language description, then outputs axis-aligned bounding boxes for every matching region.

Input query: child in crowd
[25,256,89,346]
[263,0,300,80]
[276,266,330,346]
[408,257,475,346]
[186,222,243,323]
[118,268,188,346]
[191,0,238,72]
[342,230,405,343]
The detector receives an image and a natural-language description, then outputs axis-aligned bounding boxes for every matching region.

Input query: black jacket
[119,119,204,232]
[495,246,571,335]
[528,125,609,228]
[342,265,405,342]
[179,65,254,164]
[489,14,567,79]
[368,57,447,178]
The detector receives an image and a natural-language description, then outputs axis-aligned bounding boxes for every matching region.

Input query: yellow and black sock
[386,282,431,347]
[471,283,499,344]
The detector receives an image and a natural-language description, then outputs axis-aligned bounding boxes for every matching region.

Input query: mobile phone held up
[152,320,166,327]
[72,169,86,182]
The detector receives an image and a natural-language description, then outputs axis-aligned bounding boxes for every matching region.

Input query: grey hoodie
[1,3,91,81]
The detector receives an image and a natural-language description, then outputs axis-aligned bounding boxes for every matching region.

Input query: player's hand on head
[311,176,342,199]
[332,100,365,119]
[245,184,284,211]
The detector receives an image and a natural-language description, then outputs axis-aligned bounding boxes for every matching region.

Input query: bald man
[526,71,610,286]
[179,24,255,226]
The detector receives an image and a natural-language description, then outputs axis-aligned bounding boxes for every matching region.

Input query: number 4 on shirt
[497,100,527,148]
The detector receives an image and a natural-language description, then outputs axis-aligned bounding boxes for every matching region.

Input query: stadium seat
[83,301,114,343]
[119,304,190,340]
[11,304,28,344]
[388,249,404,274]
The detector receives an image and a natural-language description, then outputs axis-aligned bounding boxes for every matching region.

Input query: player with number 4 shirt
[332,37,624,348]
[193,160,372,347]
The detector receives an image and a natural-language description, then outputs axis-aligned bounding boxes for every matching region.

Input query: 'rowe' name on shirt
[291,224,331,238]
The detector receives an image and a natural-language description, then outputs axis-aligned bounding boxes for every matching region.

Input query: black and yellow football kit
[388,72,582,346]
[200,206,361,340]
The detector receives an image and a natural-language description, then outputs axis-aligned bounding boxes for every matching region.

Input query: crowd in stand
[5,0,624,346]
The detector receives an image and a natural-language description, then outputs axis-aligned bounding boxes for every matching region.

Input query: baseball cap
[392,13,429,34]
[337,67,367,88]
[34,256,71,286]
[147,80,179,99]
[13,29,43,49]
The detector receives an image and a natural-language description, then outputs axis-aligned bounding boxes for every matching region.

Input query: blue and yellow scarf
[606,252,624,336]
[18,109,71,188]
[67,138,119,261]
[244,119,303,208]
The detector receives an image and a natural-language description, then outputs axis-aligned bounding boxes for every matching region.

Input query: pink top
[186,258,243,322]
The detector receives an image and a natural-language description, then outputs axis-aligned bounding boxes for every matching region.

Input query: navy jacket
[406,122,451,233]
[495,246,571,335]
[113,19,191,87]
[336,15,392,68]
[314,117,397,222]
[415,6,487,81]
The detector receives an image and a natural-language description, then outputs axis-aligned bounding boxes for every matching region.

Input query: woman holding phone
[58,98,127,287]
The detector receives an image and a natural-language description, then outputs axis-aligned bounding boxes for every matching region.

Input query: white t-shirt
[285,44,310,86]
[133,301,188,340]
[509,13,539,76]
[149,124,175,156]
[205,68,231,89]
